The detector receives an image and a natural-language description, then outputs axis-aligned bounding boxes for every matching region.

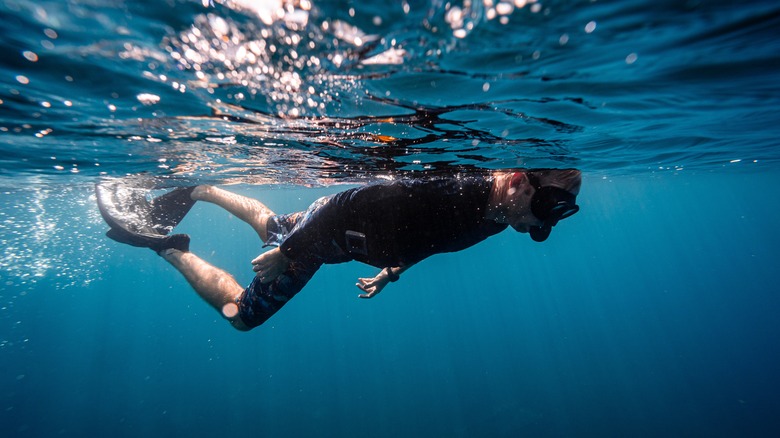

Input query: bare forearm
[356,264,414,299]
[383,265,411,282]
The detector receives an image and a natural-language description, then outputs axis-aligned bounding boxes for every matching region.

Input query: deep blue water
[2,0,780,437]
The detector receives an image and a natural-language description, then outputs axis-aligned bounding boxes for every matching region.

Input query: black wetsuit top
[279,175,508,268]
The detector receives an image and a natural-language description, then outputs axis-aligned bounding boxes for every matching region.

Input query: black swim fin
[105,228,190,253]
[149,186,197,235]
[96,181,197,252]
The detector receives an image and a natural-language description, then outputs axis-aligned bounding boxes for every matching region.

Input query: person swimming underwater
[98,169,581,330]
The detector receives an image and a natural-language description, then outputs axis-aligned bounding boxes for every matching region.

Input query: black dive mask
[526,174,580,242]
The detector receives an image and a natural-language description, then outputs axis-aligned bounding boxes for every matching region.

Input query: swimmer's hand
[252,248,290,284]
[357,266,410,298]
[356,272,390,299]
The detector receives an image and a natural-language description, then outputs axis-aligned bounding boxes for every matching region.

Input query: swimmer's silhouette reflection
[99,169,582,331]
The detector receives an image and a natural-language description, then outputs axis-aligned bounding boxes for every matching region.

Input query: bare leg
[158,185,276,331]
[160,249,250,331]
[191,185,275,242]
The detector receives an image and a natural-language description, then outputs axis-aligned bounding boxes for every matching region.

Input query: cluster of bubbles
[0,185,107,292]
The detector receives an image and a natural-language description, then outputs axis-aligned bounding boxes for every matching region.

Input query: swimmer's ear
[510,172,526,188]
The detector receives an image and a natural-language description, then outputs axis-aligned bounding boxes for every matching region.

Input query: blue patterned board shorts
[237,196,348,328]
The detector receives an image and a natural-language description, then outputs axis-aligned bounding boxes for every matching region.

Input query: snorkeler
[97,169,581,331]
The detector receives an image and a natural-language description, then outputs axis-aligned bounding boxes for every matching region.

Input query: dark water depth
[2,172,780,437]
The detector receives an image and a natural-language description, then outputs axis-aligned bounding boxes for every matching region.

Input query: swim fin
[149,186,197,235]
[105,227,191,253]
[96,180,196,253]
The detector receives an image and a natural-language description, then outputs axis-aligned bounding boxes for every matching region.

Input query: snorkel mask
[526,173,580,242]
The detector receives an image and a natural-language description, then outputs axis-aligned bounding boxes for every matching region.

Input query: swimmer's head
[508,169,581,242]
[523,168,581,196]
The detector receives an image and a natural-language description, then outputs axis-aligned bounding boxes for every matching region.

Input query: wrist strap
[385,267,400,282]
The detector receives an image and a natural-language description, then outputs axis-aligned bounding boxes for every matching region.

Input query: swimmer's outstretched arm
[356,265,412,299]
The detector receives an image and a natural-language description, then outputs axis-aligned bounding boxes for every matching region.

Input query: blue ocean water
[1,0,780,436]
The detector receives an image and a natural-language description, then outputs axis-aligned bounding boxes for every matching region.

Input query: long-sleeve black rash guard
[279,175,508,268]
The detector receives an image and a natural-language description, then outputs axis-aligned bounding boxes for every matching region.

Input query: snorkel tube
[527,177,580,242]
